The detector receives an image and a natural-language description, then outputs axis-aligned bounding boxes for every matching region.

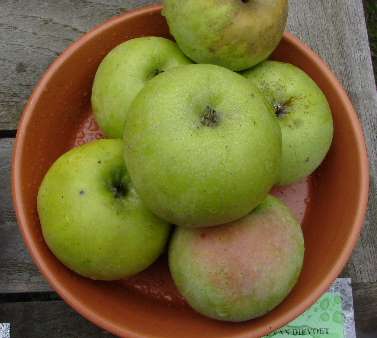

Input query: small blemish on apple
[294,119,303,127]
[79,190,85,196]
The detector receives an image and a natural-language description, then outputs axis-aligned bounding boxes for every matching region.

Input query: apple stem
[152,69,164,77]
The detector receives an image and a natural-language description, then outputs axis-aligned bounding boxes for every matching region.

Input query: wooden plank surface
[354,282,377,335]
[0,284,376,338]
[0,300,114,338]
[1,0,377,336]
[0,0,157,130]
[0,138,50,293]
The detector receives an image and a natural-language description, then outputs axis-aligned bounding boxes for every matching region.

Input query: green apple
[244,61,334,185]
[169,195,305,322]
[37,139,171,280]
[124,64,282,227]
[162,0,288,71]
[91,37,191,138]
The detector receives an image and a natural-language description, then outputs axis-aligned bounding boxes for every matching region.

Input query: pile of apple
[38,0,333,322]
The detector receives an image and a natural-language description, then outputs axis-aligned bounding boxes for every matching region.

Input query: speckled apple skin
[92,37,191,138]
[123,64,282,227]
[169,195,304,322]
[244,61,334,185]
[38,139,171,280]
[162,0,288,71]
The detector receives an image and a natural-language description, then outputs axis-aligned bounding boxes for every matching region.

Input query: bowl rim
[12,4,370,338]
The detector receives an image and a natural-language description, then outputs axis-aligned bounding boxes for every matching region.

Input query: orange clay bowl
[12,5,369,338]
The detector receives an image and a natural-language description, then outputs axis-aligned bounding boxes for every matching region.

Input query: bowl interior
[13,6,368,338]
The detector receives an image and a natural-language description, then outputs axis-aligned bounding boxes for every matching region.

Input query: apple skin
[91,37,191,138]
[243,61,334,185]
[123,64,282,227]
[37,139,171,281]
[169,195,305,322]
[162,0,288,71]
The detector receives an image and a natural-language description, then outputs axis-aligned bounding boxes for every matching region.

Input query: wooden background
[0,0,376,337]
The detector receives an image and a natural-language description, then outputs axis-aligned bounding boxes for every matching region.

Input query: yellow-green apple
[123,64,282,227]
[92,37,191,138]
[162,0,288,71]
[169,195,305,322]
[37,139,171,280]
[244,61,334,185]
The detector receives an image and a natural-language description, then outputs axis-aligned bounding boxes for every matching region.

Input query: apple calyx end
[110,182,128,199]
[274,103,288,118]
[201,106,220,127]
[274,97,294,119]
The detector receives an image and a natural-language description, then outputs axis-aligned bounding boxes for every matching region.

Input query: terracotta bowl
[12,5,369,338]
